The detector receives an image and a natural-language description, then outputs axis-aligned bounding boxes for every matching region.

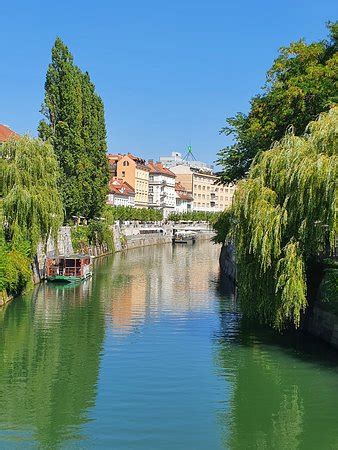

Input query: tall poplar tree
[39,38,109,220]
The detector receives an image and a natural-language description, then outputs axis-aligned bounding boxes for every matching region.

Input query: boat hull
[172,237,196,244]
[47,273,92,283]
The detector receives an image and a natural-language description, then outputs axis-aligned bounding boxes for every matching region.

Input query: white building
[175,181,194,213]
[107,178,135,207]
[147,161,176,218]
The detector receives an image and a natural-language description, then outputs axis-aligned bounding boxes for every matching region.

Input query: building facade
[171,165,235,212]
[147,161,176,218]
[107,153,149,208]
[175,181,193,213]
[107,178,135,207]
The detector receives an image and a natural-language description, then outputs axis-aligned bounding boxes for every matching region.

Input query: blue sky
[1,1,336,164]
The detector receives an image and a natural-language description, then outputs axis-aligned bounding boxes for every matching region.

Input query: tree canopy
[107,205,163,222]
[39,37,109,220]
[0,136,63,297]
[214,107,337,330]
[217,22,338,182]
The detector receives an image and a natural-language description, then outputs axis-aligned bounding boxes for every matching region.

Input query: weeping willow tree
[0,136,63,298]
[214,107,337,330]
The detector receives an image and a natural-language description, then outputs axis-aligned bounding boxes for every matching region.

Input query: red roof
[0,124,19,142]
[175,181,193,201]
[109,178,135,197]
[147,161,176,178]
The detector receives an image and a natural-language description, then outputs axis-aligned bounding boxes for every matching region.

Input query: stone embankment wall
[219,242,236,284]
[0,222,215,306]
[116,223,214,251]
[33,222,215,282]
[307,306,338,349]
[34,227,74,282]
[306,266,338,349]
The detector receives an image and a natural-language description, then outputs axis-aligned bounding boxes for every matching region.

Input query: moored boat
[172,230,197,244]
[46,255,93,283]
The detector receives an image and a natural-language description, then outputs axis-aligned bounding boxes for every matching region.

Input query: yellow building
[170,164,235,211]
[107,153,149,208]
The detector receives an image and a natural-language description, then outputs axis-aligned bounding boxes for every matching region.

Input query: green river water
[0,241,337,449]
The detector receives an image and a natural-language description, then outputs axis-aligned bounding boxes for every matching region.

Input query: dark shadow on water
[214,271,338,450]
[214,271,338,370]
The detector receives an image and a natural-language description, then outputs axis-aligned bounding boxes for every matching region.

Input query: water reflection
[103,243,222,335]
[215,288,338,450]
[0,241,337,449]
[0,280,104,448]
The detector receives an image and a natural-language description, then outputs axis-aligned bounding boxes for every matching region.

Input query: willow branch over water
[214,107,337,330]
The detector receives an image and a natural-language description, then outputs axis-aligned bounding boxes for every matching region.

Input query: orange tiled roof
[127,153,150,170]
[109,178,135,196]
[175,181,193,201]
[0,124,19,142]
[148,161,176,178]
[177,191,193,201]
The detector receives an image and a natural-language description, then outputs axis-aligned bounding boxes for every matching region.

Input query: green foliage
[0,136,63,298]
[39,37,110,220]
[212,209,233,243]
[88,220,114,252]
[1,136,63,253]
[214,107,337,330]
[71,226,90,253]
[217,22,338,182]
[319,269,338,314]
[71,206,115,253]
[120,234,127,249]
[108,205,163,222]
[168,211,220,223]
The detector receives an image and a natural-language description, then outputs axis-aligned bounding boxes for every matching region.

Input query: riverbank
[0,222,215,307]
[218,243,338,350]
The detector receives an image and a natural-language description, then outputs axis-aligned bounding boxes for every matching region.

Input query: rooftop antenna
[183,144,197,161]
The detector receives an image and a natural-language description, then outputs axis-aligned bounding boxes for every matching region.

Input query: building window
[122,171,125,177]
[123,161,129,166]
